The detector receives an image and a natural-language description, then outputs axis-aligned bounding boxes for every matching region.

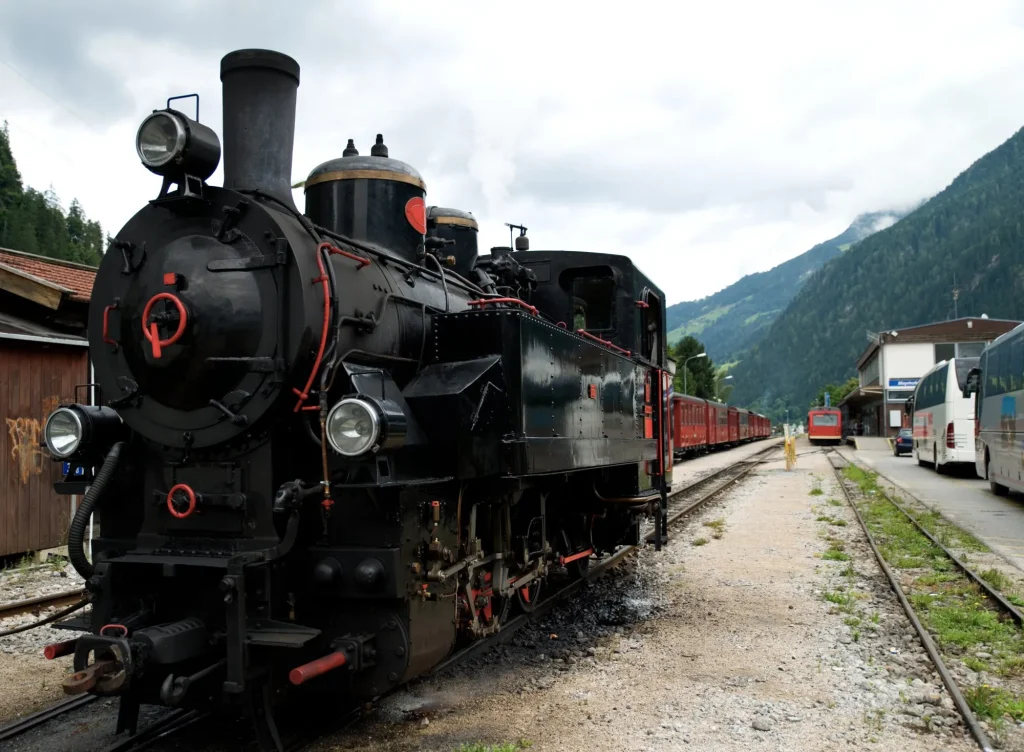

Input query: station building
[838,316,1019,439]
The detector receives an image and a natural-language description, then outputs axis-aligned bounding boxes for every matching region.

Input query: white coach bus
[963,324,1024,495]
[910,356,978,473]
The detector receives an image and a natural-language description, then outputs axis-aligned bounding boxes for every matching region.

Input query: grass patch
[703,518,726,540]
[964,685,1024,727]
[455,742,533,752]
[840,564,857,578]
[822,548,850,561]
[809,476,824,496]
[827,498,844,507]
[844,460,1024,711]
[815,514,848,527]
[980,568,1015,592]
[844,616,861,627]
[692,537,709,547]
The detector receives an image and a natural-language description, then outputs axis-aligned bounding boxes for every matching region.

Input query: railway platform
[838,444,1024,571]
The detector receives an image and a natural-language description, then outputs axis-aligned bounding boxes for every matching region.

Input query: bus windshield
[812,414,838,427]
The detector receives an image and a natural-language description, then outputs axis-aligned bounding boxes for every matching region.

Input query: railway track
[825,449,997,752]
[0,589,87,621]
[0,442,780,752]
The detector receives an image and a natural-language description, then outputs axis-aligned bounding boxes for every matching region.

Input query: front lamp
[43,405,123,460]
[44,408,83,459]
[326,398,381,457]
[135,109,221,181]
[325,396,408,457]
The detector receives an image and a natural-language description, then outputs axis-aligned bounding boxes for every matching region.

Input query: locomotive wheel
[516,580,542,613]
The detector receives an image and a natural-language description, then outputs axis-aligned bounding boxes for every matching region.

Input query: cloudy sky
[2,1,1024,305]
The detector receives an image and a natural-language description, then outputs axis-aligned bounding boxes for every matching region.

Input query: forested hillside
[0,122,105,266]
[666,210,906,361]
[730,125,1024,421]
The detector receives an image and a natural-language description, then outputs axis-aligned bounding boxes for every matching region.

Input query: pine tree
[0,123,104,263]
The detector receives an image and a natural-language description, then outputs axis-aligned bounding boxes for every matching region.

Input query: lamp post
[716,374,733,401]
[683,353,707,395]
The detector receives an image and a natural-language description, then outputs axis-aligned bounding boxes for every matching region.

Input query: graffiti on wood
[6,395,61,485]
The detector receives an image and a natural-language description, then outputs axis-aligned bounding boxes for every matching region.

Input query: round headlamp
[135,109,221,181]
[44,407,84,459]
[326,398,381,457]
[136,112,187,169]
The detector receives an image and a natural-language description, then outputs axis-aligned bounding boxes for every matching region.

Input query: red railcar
[706,399,729,446]
[726,406,740,444]
[672,394,708,458]
[736,407,751,442]
[807,408,842,444]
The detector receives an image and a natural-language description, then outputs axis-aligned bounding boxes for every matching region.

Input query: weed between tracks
[455,741,533,752]
[839,463,1024,729]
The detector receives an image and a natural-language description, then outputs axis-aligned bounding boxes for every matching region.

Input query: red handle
[142,292,188,359]
[167,483,197,520]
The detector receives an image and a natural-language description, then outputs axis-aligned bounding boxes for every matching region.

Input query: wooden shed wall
[0,341,88,556]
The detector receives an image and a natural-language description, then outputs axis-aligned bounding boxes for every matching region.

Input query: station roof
[837,385,883,412]
[855,317,1020,371]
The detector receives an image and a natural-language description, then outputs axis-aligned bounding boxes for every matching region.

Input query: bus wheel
[934,447,945,475]
[988,458,1008,495]
[916,449,927,468]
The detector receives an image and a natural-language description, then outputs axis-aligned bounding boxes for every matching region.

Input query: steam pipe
[220,49,300,211]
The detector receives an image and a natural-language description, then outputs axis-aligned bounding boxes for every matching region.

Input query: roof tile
[0,247,96,302]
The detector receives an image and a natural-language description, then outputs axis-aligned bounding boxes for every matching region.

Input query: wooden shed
[0,247,95,558]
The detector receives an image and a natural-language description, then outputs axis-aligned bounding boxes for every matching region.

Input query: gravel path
[0,561,84,723]
[313,446,976,751]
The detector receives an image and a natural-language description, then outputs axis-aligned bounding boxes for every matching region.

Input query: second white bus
[964,324,1024,495]
[910,357,978,473]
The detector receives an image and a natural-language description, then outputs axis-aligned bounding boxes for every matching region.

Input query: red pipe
[467,298,538,316]
[289,651,347,685]
[43,638,78,660]
[293,247,332,412]
[576,329,631,357]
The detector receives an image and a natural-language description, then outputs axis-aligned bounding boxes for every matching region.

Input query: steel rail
[0,694,98,742]
[0,588,86,620]
[827,451,995,752]
[837,451,1024,627]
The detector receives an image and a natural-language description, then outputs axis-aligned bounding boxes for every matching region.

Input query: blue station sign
[888,378,920,389]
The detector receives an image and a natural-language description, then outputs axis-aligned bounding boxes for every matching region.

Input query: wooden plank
[28,348,40,552]
[0,348,7,555]
[0,266,64,310]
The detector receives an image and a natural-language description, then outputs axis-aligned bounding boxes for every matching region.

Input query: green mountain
[729,125,1024,422]
[666,210,907,361]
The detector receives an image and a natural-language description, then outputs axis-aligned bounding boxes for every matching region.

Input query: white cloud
[1,0,1024,304]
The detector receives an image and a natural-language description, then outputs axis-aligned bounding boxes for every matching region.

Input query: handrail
[576,329,631,357]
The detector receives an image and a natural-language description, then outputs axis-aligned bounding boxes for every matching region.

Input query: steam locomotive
[40,49,673,749]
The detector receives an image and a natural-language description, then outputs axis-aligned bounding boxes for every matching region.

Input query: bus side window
[1007,338,1015,391]
[989,346,1002,396]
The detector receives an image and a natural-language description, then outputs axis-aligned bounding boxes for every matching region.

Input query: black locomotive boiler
[40,49,675,749]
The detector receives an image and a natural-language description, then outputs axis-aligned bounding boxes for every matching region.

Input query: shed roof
[0,247,97,309]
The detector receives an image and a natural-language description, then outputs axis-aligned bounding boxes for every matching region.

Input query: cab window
[571,276,615,332]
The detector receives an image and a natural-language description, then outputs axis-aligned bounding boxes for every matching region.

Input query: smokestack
[220,49,300,210]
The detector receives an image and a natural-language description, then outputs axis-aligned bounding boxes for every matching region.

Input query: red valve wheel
[141,292,188,359]
[166,483,197,519]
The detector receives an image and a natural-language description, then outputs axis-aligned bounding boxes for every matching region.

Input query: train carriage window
[935,343,955,364]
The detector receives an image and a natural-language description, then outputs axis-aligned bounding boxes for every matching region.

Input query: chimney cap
[220,49,300,83]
